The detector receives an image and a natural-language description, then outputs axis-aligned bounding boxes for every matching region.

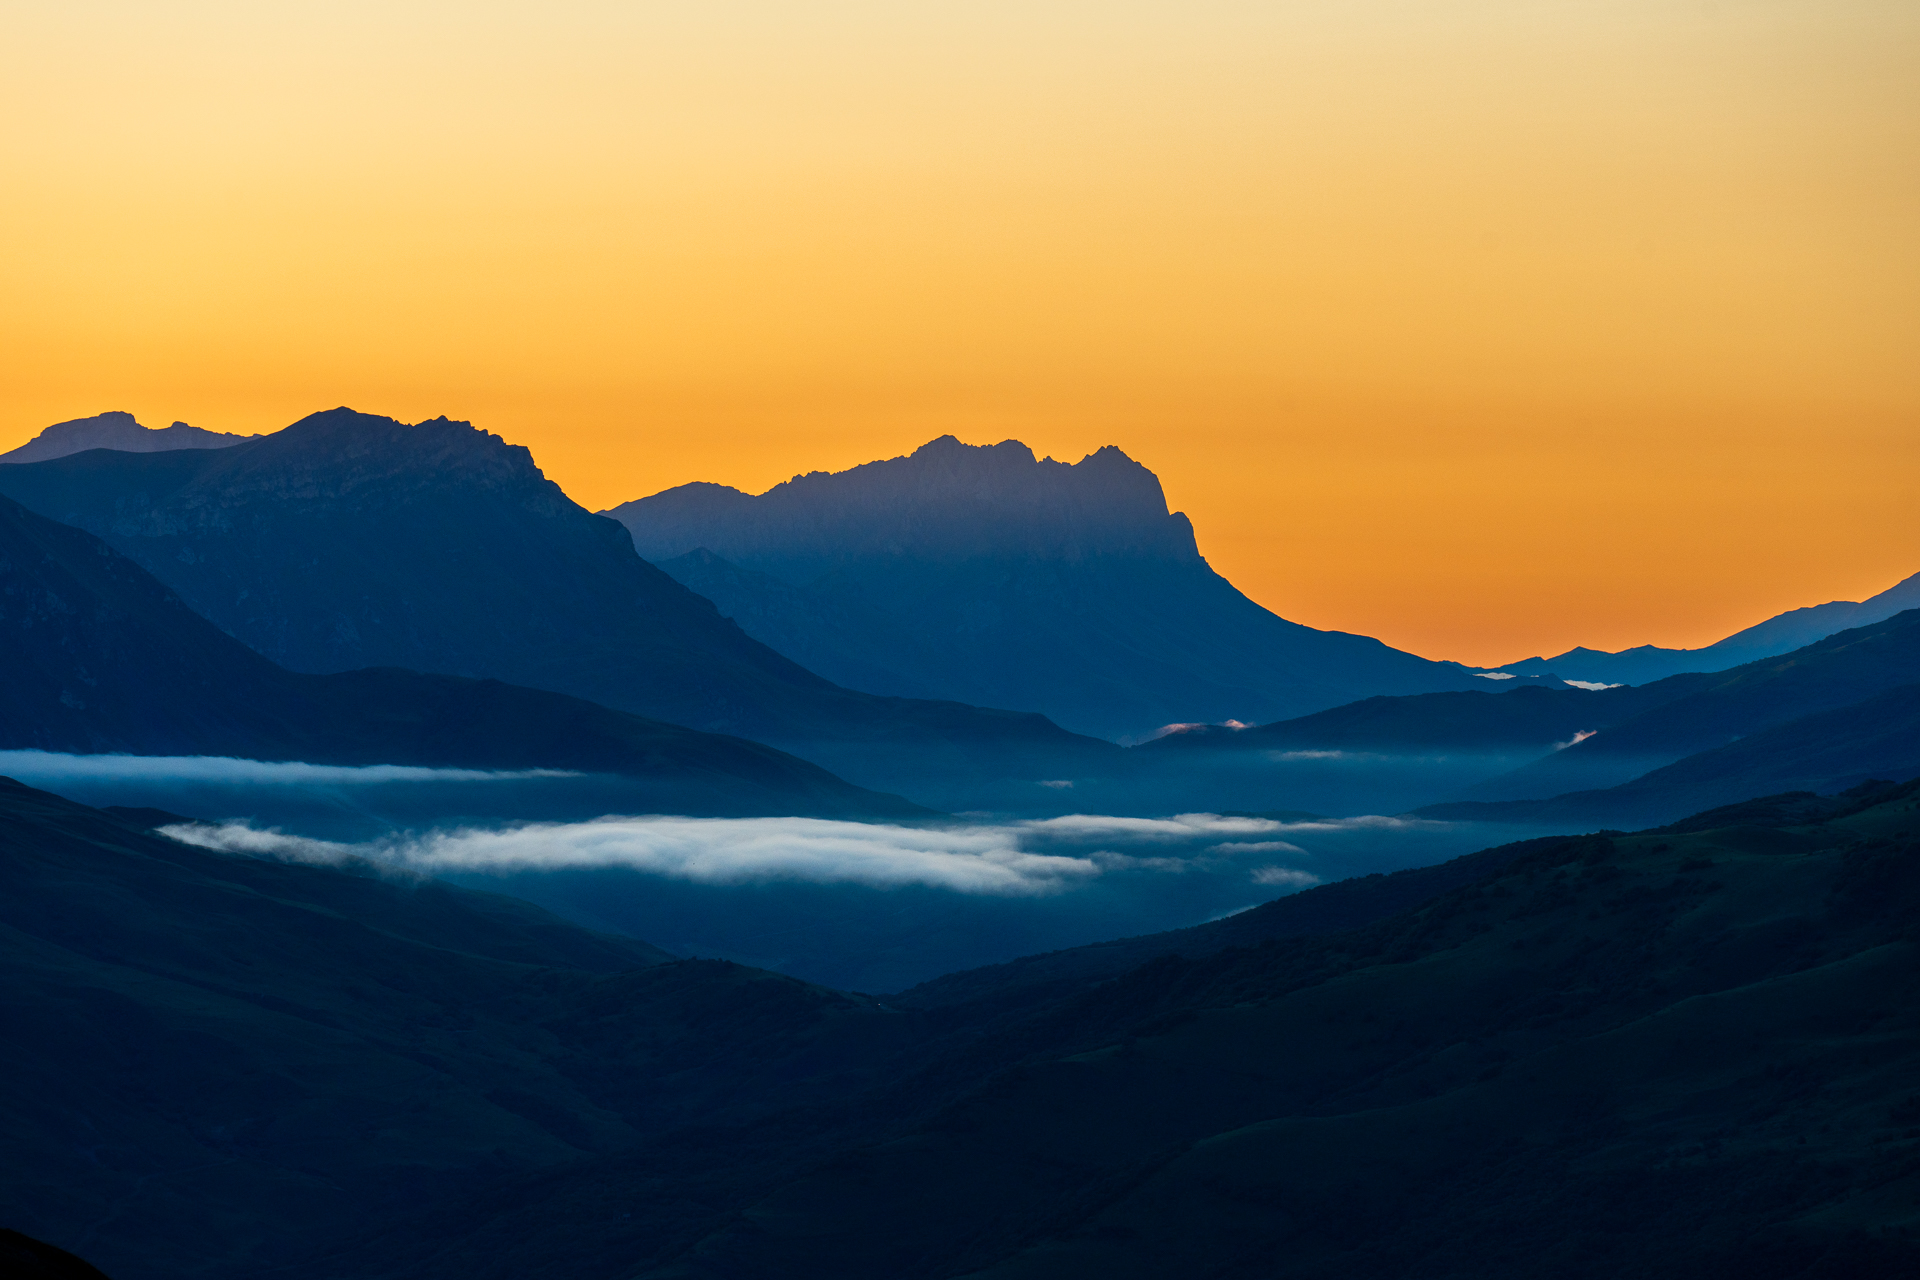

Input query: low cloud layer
[161,811,1328,897]
[0,750,576,786]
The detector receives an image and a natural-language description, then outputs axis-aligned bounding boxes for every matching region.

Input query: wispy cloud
[0,750,576,785]
[1017,813,1283,841]
[166,816,1099,895]
[1209,840,1308,856]
[1252,867,1320,887]
[159,810,1340,896]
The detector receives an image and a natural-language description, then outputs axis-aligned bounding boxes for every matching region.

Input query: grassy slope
[0,779,927,1280]
[14,773,1919,1279]
[648,783,1920,1280]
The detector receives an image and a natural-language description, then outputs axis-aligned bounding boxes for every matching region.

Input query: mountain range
[1491,569,1920,685]
[606,436,1491,740]
[1147,608,1920,825]
[0,410,1117,802]
[7,773,1915,1278]
[0,489,918,818]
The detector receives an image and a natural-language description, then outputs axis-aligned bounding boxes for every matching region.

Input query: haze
[3,0,1914,665]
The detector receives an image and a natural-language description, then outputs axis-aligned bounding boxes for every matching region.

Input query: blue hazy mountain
[0,490,921,818]
[1142,678,1714,755]
[1454,608,1920,804]
[1488,569,1920,685]
[1418,681,1920,828]
[0,409,1118,802]
[605,435,1488,740]
[1135,610,1920,826]
[0,410,258,464]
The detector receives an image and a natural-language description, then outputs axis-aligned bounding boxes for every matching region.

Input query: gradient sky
[3,1,1915,666]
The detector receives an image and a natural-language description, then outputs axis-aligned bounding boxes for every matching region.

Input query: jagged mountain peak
[615,434,1195,568]
[258,407,551,488]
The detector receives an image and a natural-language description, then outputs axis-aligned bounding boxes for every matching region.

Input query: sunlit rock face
[609,436,1484,739]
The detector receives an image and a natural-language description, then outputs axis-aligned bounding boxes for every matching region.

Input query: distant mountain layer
[1144,678,1714,755]
[1457,609,1920,803]
[1150,609,1920,820]
[606,435,1486,739]
[1493,569,1920,685]
[0,410,1117,799]
[0,491,921,818]
[0,410,257,464]
[1418,682,1920,829]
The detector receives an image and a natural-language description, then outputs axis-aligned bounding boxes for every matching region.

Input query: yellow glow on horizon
[3,1,1915,666]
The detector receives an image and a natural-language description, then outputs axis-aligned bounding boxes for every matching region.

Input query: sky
[3,1,1915,666]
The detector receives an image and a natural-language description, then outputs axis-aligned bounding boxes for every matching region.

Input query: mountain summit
[622,436,1204,571]
[607,437,1485,739]
[0,410,258,464]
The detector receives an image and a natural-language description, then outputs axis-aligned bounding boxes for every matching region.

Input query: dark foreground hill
[607,436,1486,739]
[0,410,1119,801]
[0,778,920,1279]
[643,780,1920,1280]
[0,491,920,818]
[11,774,1917,1279]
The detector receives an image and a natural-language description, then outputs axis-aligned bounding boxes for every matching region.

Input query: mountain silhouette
[0,491,921,818]
[1490,569,1920,685]
[0,410,1117,798]
[606,435,1488,740]
[0,411,257,464]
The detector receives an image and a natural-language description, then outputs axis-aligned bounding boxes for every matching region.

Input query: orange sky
[3,1,1915,666]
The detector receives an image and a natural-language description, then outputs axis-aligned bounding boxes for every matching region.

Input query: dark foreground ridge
[0,1230,115,1279]
[7,773,1917,1278]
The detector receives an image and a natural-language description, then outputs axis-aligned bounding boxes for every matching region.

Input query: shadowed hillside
[11,775,1917,1278]
[0,491,922,818]
[0,778,917,1279]
[644,780,1920,1280]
